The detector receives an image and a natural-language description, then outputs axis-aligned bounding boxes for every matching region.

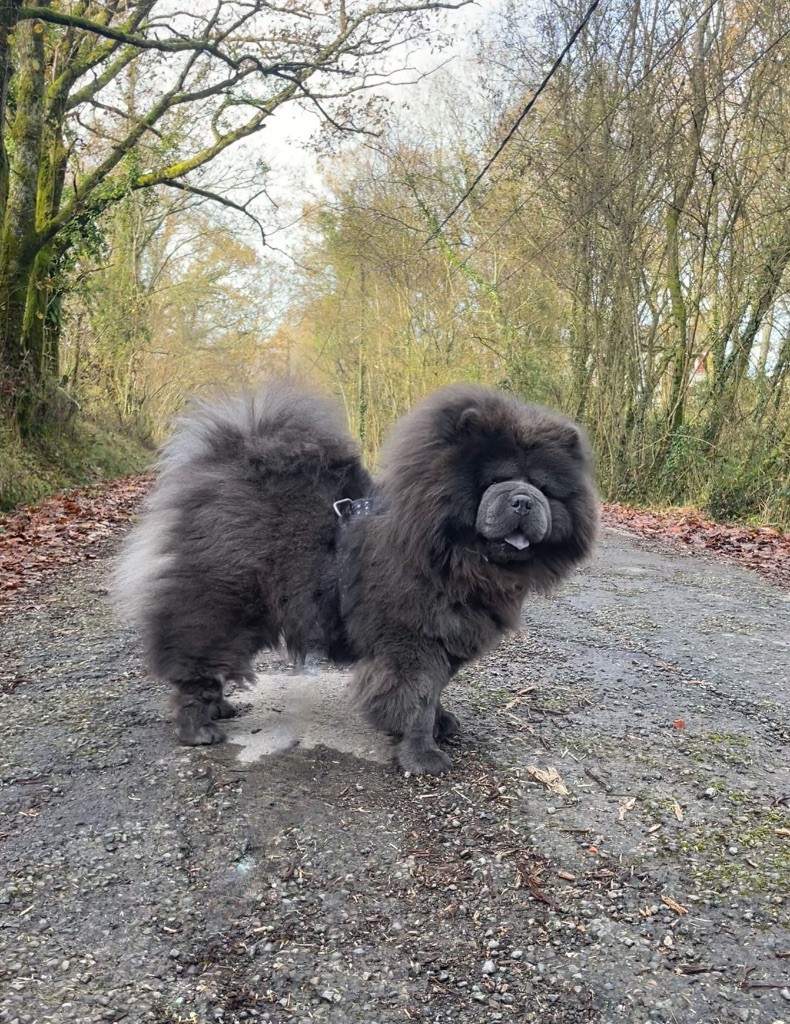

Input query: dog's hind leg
[173,679,227,745]
[397,697,453,775]
[212,670,255,720]
[211,693,238,720]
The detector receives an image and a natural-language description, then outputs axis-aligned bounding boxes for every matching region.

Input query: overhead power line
[498,23,790,287]
[315,6,787,356]
[455,0,721,269]
[419,0,604,248]
[406,0,721,312]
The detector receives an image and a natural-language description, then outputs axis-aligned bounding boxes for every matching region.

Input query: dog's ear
[456,406,486,435]
[435,402,489,448]
[436,403,486,445]
[560,422,592,465]
[560,423,581,452]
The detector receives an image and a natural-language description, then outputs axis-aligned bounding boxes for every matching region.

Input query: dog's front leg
[397,695,453,775]
[352,649,453,774]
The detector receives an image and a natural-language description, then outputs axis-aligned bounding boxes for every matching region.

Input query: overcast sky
[242,0,497,255]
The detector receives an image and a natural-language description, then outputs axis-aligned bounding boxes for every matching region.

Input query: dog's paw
[212,699,238,720]
[434,707,461,740]
[397,741,453,775]
[178,722,226,746]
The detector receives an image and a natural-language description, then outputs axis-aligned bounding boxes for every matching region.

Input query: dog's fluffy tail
[111,378,368,632]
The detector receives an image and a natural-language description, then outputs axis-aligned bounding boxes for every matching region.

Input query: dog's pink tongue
[504,532,530,550]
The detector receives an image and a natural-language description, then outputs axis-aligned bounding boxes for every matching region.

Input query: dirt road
[1,527,788,1024]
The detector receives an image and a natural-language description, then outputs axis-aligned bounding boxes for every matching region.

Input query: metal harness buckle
[333,498,374,520]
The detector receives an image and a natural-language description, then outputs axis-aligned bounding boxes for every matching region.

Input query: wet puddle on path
[225,664,390,765]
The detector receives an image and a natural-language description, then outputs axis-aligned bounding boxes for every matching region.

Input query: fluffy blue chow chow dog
[114,380,598,774]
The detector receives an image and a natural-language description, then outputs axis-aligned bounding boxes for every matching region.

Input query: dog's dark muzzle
[476,481,552,550]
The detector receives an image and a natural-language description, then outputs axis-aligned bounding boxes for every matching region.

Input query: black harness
[328,497,379,658]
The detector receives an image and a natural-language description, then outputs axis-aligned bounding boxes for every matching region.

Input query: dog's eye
[486,468,518,486]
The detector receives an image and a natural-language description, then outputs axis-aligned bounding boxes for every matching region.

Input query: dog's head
[378,385,599,588]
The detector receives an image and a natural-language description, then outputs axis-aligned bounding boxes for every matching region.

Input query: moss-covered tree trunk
[0,0,22,220]
[21,243,59,384]
[22,86,71,397]
[0,18,46,433]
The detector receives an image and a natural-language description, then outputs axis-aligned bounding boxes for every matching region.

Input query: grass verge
[0,417,153,512]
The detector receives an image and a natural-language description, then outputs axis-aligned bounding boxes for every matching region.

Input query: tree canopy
[0,0,466,430]
[1,0,789,526]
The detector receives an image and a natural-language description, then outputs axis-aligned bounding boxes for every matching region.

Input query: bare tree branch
[158,179,268,245]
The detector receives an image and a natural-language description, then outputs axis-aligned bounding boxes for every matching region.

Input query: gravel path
[0,528,788,1024]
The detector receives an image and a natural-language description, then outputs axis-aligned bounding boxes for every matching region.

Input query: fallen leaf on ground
[672,800,684,821]
[513,858,562,910]
[526,765,570,796]
[661,895,688,916]
[618,797,637,821]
